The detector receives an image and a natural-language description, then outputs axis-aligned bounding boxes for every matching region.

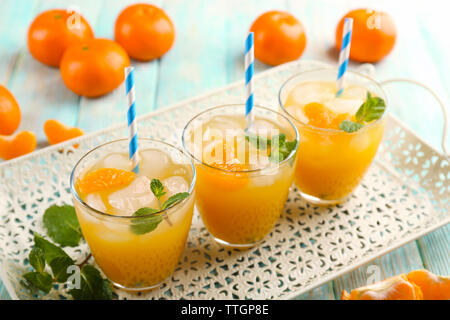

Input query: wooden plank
[155,0,291,108]
[0,0,40,85]
[417,225,450,276]
[4,0,88,145]
[76,0,161,133]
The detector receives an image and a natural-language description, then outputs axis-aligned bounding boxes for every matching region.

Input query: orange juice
[183,105,298,247]
[70,139,195,290]
[279,69,387,204]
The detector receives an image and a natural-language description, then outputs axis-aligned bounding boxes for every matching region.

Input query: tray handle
[380,78,449,157]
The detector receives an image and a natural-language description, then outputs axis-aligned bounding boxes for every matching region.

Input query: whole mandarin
[28,9,94,67]
[0,85,21,135]
[250,10,307,66]
[60,38,130,97]
[115,4,175,61]
[336,9,396,62]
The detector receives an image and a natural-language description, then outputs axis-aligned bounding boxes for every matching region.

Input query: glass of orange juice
[279,68,387,205]
[70,139,196,291]
[182,105,299,248]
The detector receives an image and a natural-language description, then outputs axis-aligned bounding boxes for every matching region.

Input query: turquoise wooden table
[0,0,448,300]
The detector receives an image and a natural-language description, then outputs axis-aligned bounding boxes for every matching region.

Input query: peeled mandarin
[44,119,84,146]
[78,168,135,194]
[0,131,36,160]
[341,274,423,300]
[407,269,450,300]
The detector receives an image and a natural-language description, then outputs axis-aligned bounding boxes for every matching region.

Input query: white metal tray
[0,60,448,300]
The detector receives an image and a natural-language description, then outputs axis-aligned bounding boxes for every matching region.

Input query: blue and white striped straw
[336,18,353,97]
[125,66,139,173]
[245,32,255,126]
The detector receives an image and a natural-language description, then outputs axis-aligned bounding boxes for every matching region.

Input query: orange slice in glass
[78,168,135,194]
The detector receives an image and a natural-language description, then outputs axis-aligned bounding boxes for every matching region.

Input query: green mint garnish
[68,265,113,300]
[340,92,386,133]
[23,271,53,294]
[162,192,190,210]
[150,179,166,200]
[49,256,75,283]
[246,132,297,164]
[33,233,73,264]
[130,179,190,235]
[23,231,112,299]
[130,207,162,235]
[269,134,297,164]
[28,247,46,274]
[43,205,82,247]
[245,133,270,150]
[339,120,363,133]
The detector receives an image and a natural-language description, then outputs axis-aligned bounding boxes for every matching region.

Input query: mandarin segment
[198,162,250,192]
[44,119,84,146]
[342,274,423,300]
[303,102,350,130]
[78,168,135,194]
[0,131,36,160]
[407,269,450,300]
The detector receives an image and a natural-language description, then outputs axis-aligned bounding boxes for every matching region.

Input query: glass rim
[181,104,300,174]
[69,138,196,220]
[278,67,389,134]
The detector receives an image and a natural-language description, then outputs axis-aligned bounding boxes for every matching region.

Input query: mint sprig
[339,120,363,133]
[130,179,190,235]
[68,265,113,300]
[23,232,112,299]
[130,208,161,235]
[43,205,82,247]
[340,92,386,133]
[246,133,297,164]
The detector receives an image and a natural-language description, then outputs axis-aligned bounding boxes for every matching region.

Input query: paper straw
[125,66,139,173]
[336,18,353,96]
[245,32,255,127]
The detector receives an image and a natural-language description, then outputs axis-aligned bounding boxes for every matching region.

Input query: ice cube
[97,221,133,242]
[249,167,279,187]
[85,193,106,212]
[289,82,335,106]
[324,98,364,115]
[107,175,157,215]
[102,153,131,171]
[162,176,189,198]
[206,115,244,132]
[343,85,368,100]
[139,149,172,179]
[285,105,309,124]
[248,119,279,134]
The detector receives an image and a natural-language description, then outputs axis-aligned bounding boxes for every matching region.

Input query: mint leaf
[29,247,46,274]
[23,271,53,294]
[150,179,166,200]
[68,265,113,300]
[245,133,270,150]
[33,233,73,265]
[339,120,363,133]
[355,92,386,123]
[269,134,297,164]
[49,256,74,283]
[130,207,162,235]
[162,192,190,210]
[43,205,82,247]
[271,133,286,146]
